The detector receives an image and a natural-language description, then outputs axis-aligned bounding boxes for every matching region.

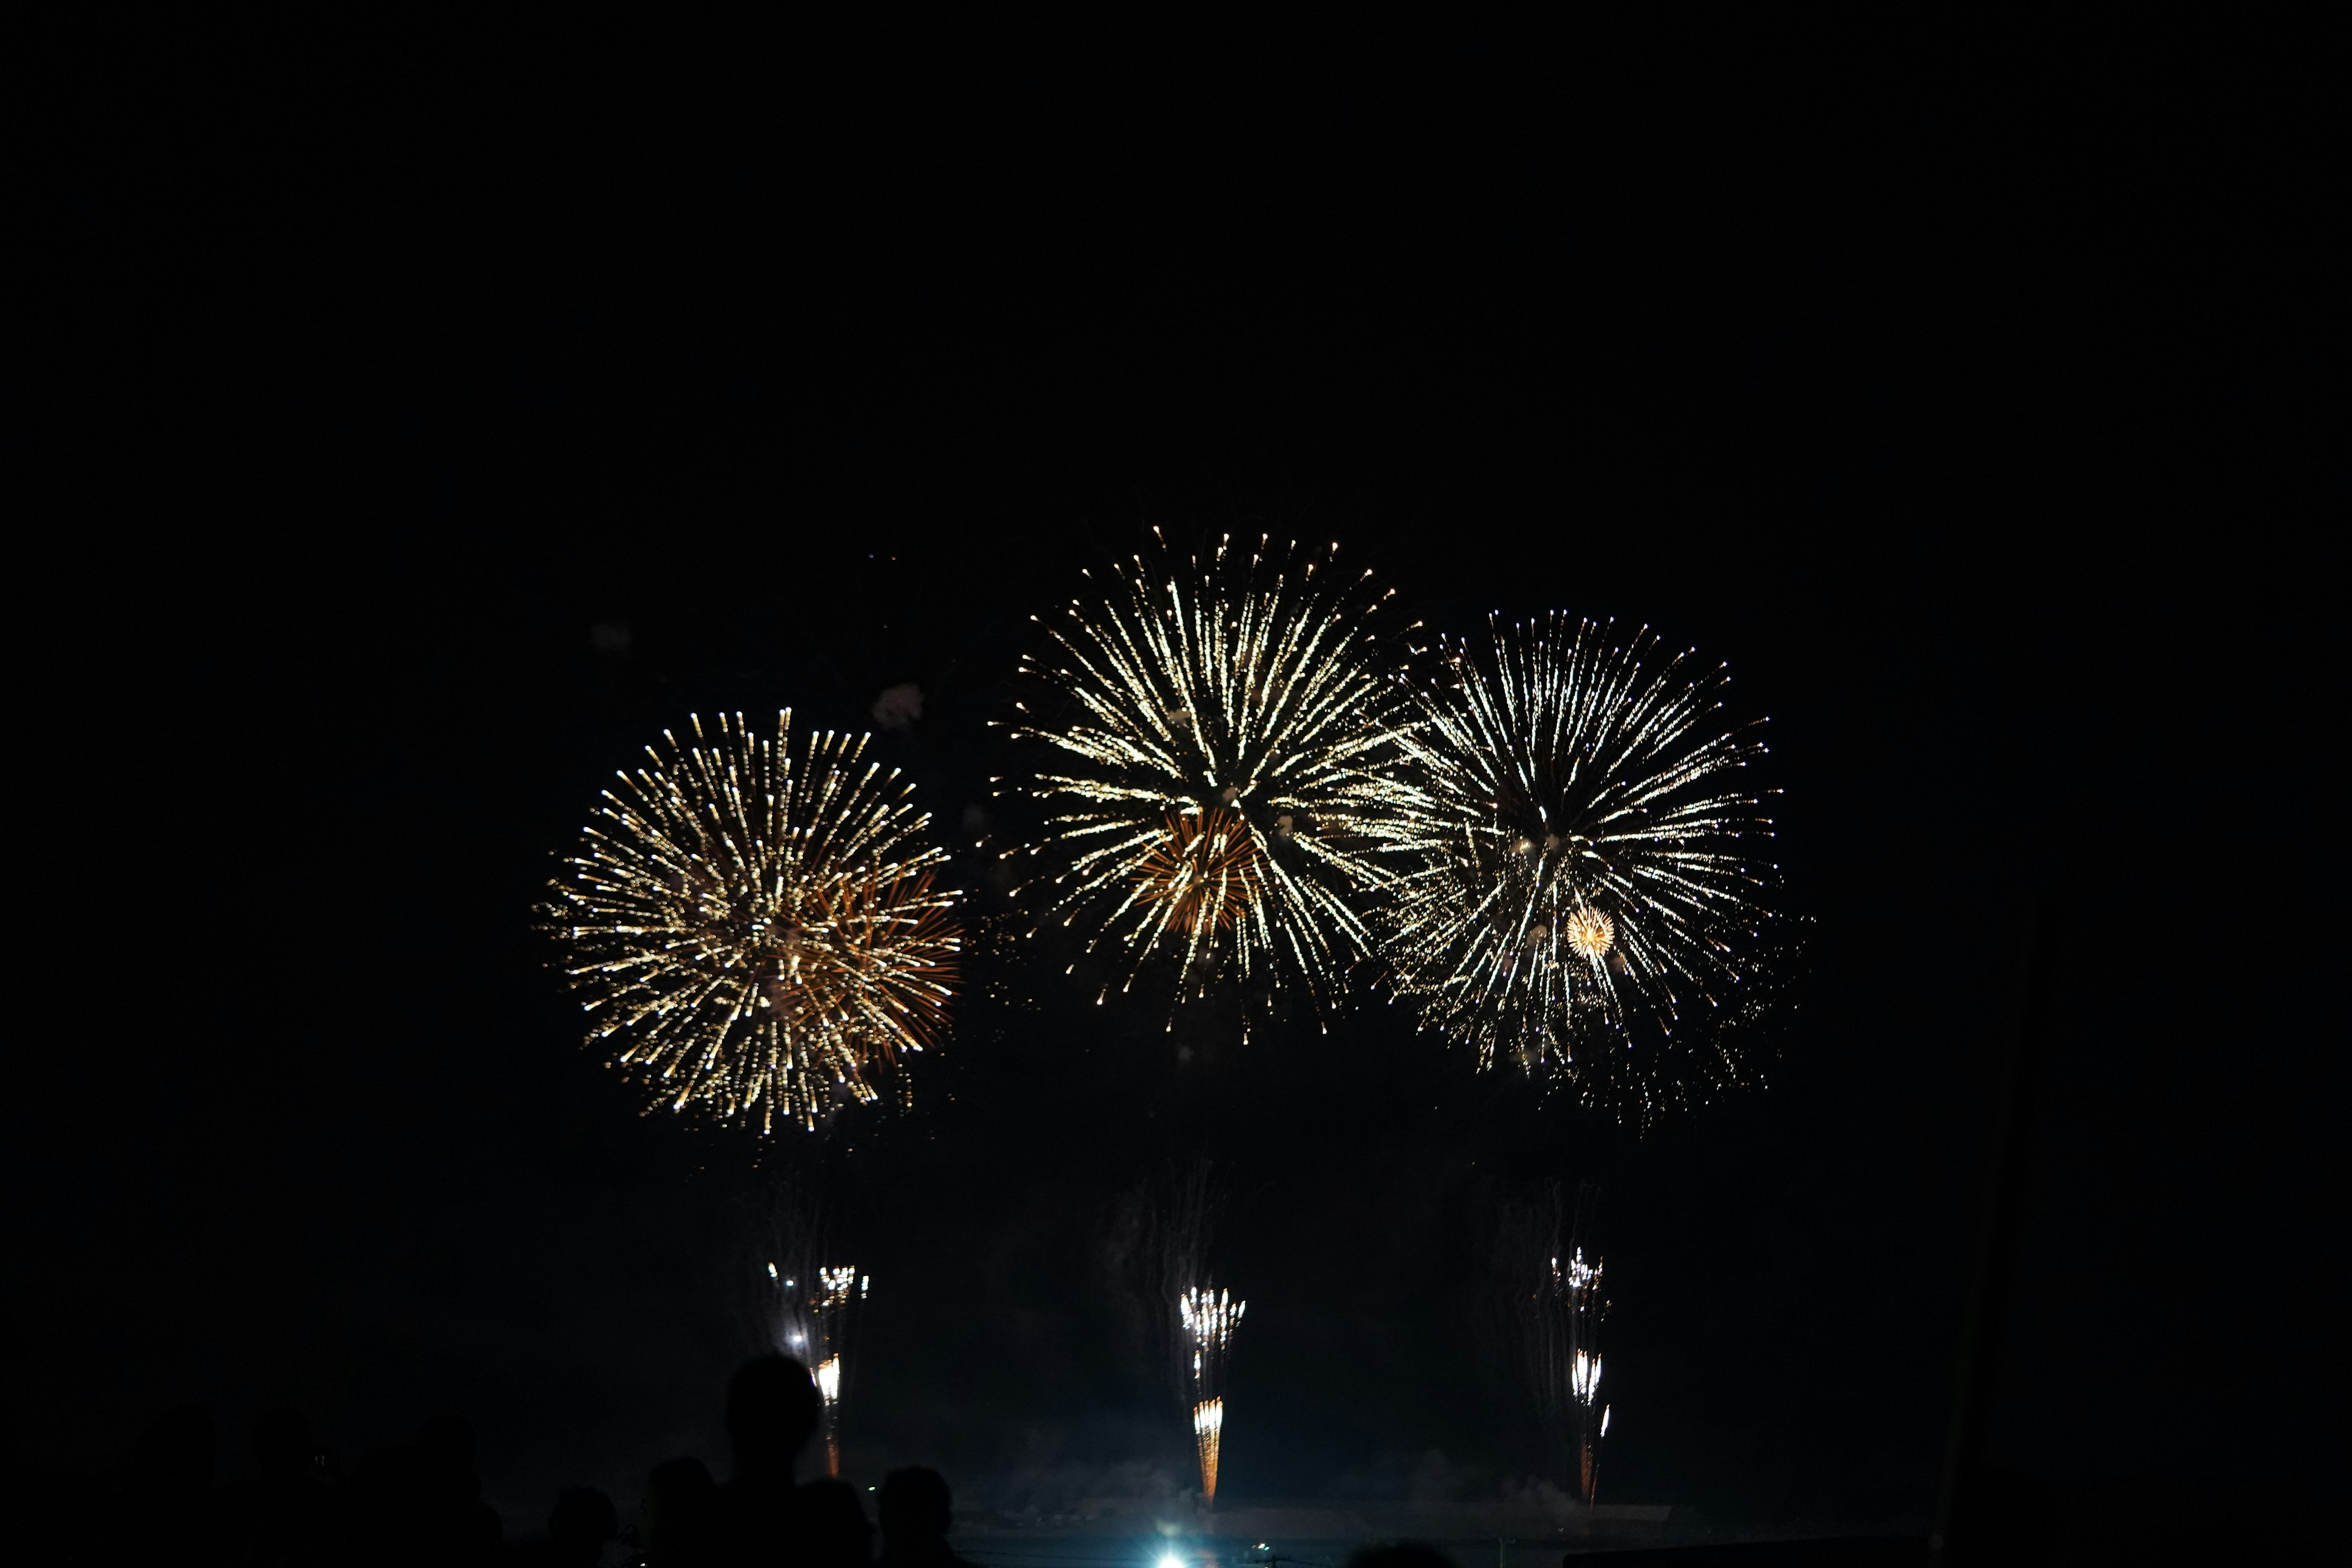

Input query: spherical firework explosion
[1004,532,1414,1023]
[1381,615,1777,1116]
[543,712,959,1133]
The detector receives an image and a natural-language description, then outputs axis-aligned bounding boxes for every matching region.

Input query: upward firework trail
[1002,532,1416,1027]
[542,712,960,1133]
[1380,616,1780,1118]
[1180,1286,1245,1504]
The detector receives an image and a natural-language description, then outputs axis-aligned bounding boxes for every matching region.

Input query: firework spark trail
[1003,532,1417,1025]
[1180,1285,1245,1504]
[1378,614,1777,1117]
[543,711,960,1133]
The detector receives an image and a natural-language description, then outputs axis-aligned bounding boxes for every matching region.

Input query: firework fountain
[1521,1182,1608,1503]
[1113,1158,1250,1504]
[1181,1285,1245,1505]
[764,1257,867,1477]
[755,1181,869,1478]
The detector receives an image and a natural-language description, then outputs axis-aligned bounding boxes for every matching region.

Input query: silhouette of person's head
[878,1467,952,1549]
[249,1408,314,1477]
[725,1355,821,1477]
[546,1487,617,1564]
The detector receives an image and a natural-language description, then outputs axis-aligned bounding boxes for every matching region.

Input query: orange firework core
[1136,807,1264,937]
[1564,907,1615,959]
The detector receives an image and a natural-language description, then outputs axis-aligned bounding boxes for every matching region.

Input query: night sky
[13,29,2339,1544]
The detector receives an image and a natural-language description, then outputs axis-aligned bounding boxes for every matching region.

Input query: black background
[12,21,2341,1543]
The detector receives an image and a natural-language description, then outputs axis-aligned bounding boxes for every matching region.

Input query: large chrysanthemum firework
[543,712,959,1133]
[1381,616,1777,1115]
[1004,533,1413,1022]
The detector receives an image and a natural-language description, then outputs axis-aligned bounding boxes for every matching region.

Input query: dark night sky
[12,24,2342,1541]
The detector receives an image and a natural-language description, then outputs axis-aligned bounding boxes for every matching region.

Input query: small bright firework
[765,1258,869,1477]
[1180,1284,1245,1503]
[543,711,960,1133]
[1380,615,1777,1117]
[1003,533,1415,1025]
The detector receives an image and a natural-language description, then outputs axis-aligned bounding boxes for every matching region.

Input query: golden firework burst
[1003,532,1415,1020]
[543,711,959,1133]
[1562,907,1615,960]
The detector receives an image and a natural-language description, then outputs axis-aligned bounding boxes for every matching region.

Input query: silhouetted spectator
[121,1403,223,1565]
[519,1485,616,1567]
[348,1439,419,1565]
[224,1406,346,1567]
[348,1414,500,1565]
[638,1457,717,1566]
[876,1467,975,1568]
[797,1477,876,1566]
[413,1414,500,1559]
[711,1354,868,1566]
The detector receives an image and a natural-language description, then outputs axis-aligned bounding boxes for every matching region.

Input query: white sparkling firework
[1379,615,1777,1117]
[1004,532,1414,1025]
[543,711,960,1133]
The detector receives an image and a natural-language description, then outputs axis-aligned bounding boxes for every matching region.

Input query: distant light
[766,1262,778,1280]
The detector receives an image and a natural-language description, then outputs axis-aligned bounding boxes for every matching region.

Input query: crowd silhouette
[15,1354,981,1566]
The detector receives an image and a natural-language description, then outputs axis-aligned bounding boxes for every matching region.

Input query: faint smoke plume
[589,622,633,654]
[872,683,923,729]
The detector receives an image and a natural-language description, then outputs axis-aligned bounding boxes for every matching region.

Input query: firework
[1110,1159,1246,1499]
[1003,533,1414,1025]
[1180,1285,1245,1503]
[764,1259,869,1477]
[1505,1182,1608,1503]
[1113,1158,1228,1400]
[1379,615,1777,1117]
[543,711,960,1133]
